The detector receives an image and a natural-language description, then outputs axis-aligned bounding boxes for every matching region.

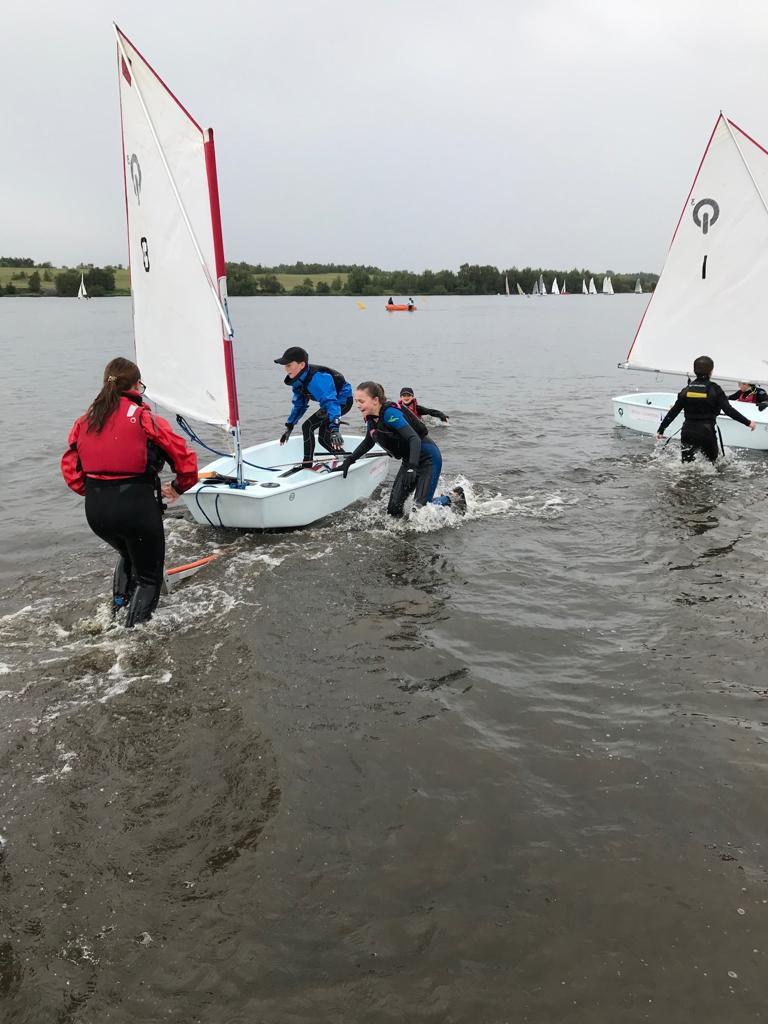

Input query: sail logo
[128,154,142,205]
[692,198,719,235]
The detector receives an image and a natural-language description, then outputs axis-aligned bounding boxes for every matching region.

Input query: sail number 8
[140,237,150,272]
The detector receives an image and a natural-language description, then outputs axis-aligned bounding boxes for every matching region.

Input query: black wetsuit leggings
[85,478,165,603]
[681,421,719,463]
[302,396,354,463]
[387,442,441,517]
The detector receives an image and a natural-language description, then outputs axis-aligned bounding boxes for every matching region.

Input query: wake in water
[345,474,573,534]
[649,438,768,481]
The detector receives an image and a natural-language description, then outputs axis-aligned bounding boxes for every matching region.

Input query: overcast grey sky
[3,0,768,273]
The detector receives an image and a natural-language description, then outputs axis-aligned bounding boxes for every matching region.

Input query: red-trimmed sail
[625,114,768,383]
[115,25,239,430]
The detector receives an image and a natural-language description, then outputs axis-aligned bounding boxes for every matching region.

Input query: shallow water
[1,295,767,1022]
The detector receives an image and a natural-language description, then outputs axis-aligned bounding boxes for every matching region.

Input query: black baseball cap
[274,346,308,365]
[399,386,414,396]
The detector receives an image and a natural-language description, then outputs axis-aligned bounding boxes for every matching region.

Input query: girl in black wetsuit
[340,381,463,516]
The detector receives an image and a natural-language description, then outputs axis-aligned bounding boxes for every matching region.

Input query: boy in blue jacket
[275,346,353,467]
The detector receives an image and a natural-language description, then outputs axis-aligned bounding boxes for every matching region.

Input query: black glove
[328,429,344,451]
[405,466,418,483]
[341,457,355,479]
[279,423,294,445]
[758,402,768,412]
[440,414,449,423]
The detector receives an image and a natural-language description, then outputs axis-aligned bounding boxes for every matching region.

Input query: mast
[203,127,242,480]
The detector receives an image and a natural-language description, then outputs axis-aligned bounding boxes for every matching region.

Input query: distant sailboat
[582,279,588,295]
[561,278,567,295]
[634,278,642,294]
[588,277,597,295]
[77,273,89,300]
[532,279,539,295]
[538,273,547,295]
[516,282,525,296]
[551,277,560,296]
[505,275,510,296]
[602,275,614,295]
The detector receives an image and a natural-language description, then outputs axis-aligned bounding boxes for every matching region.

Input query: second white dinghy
[613,113,768,451]
[115,26,387,528]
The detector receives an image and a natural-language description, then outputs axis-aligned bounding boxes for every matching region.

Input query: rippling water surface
[1,295,767,1022]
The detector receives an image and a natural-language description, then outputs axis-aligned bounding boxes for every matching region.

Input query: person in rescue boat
[339,382,464,516]
[275,346,353,467]
[656,355,756,462]
[397,386,449,423]
[61,357,198,627]
[727,381,768,410]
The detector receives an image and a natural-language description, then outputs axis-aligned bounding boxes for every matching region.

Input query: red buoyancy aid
[62,392,199,497]
[75,394,153,476]
[396,398,422,419]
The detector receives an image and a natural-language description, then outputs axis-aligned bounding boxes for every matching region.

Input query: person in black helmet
[656,355,756,462]
[397,386,449,423]
[274,346,353,467]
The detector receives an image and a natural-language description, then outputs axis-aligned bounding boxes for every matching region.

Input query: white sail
[115,25,237,429]
[582,278,588,295]
[588,277,597,294]
[625,114,768,382]
[634,278,643,294]
[602,275,614,294]
[516,282,525,296]
[538,274,547,295]
[77,273,88,300]
[532,279,539,295]
[551,277,560,295]
[505,275,510,295]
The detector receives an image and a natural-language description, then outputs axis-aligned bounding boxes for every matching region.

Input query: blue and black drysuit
[343,402,445,516]
[283,364,353,464]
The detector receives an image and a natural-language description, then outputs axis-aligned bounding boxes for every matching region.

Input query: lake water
[1,295,767,1022]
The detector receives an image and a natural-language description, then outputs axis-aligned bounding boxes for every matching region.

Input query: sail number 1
[140,237,150,272]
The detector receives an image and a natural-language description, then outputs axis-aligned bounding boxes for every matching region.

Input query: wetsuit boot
[112,555,135,616]
[124,583,161,628]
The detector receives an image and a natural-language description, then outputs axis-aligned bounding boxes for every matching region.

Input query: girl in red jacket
[61,357,198,627]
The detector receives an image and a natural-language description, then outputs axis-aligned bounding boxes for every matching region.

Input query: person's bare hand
[161,482,179,503]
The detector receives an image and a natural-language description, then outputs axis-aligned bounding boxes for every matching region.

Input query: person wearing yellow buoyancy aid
[656,355,756,462]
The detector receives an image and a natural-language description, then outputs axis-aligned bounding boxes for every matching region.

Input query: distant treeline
[0,256,658,298]
[0,260,118,297]
[0,257,51,268]
[226,261,658,297]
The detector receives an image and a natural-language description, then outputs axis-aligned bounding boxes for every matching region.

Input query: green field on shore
[0,266,131,293]
[0,266,346,295]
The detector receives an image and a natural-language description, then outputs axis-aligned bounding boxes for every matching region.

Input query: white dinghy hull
[183,435,390,529]
[612,393,768,450]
